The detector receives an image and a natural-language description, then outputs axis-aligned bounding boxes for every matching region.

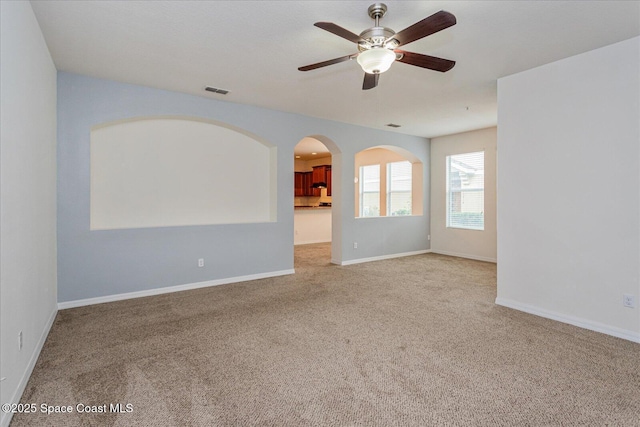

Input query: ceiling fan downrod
[368,3,387,27]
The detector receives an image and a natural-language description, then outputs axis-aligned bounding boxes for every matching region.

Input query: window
[446,151,484,230]
[354,146,423,218]
[359,164,380,217]
[387,161,412,216]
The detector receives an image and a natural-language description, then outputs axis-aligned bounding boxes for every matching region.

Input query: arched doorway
[293,136,341,266]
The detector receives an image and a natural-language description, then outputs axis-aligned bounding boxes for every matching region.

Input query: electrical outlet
[198,258,204,268]
[353,242,358,249]
[18,331,23,351]
[623,294,636,308]
[428,234,431,241]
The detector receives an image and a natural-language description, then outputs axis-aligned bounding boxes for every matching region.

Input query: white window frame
[446,151,485,231]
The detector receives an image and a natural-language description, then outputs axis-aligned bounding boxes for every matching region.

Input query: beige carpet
[12,244,640,426]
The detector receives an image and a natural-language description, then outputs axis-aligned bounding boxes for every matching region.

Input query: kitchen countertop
[294,206,332,210]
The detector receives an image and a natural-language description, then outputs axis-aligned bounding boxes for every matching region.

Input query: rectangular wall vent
[205,86,230,95]
[386,123,401,128]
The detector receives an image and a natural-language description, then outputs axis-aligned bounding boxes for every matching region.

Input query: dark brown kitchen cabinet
[294,172,315,196]
[312,166,326,184]
[307,171,320,196]
[294,172,305,196]
[296,166,331,197]
[312,166,328,197]
[311,165,332,197]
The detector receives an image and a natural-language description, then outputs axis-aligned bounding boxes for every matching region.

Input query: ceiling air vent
[205,86,230,95]
[386,123,401,128]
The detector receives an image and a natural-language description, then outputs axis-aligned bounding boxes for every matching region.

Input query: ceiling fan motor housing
[359,3,398,51]
[358,26,397,51]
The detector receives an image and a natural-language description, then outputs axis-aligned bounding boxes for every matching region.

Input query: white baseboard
[58,269,296,310]
[430,249,497,263]
[340,250,430,266]
[495,297,640,344]
[1,307,57,427]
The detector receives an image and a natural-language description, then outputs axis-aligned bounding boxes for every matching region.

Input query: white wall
[294,209,332,245]
[497,37,640,342]
[0,2,58,426]
[430,127,497,262]
[297,156,332,171]
[90,117,276,230]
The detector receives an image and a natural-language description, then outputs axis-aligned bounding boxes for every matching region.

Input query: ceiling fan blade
[391,10,456,47]
[395,50,455,72]
[298,54,357,71]
[362,73,379,90]
[314,22,364,44]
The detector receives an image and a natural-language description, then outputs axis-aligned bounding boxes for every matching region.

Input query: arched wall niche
[90,116,277,230]
[354,145,424,217]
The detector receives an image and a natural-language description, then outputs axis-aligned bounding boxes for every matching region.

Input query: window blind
[446,151,484,230]
[360,164,380,217]
[387,161,412,216]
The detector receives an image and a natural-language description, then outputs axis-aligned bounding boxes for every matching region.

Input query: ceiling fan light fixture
[357,48,396,74]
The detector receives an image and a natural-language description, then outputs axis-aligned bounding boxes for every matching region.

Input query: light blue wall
[57,72,430,303]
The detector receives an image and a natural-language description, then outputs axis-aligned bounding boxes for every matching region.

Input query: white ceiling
[30,1,639,139]
[295,137,331,161]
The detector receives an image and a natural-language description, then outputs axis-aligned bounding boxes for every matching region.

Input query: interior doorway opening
[293,136,341,266]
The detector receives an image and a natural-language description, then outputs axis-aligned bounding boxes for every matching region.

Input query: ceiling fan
[298,3,456,90]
